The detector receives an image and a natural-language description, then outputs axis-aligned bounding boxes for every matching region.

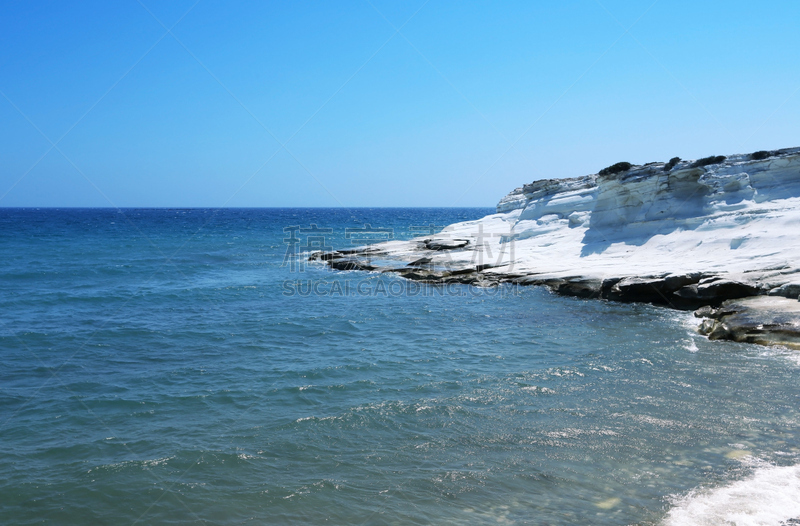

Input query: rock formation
[311,147,800,347]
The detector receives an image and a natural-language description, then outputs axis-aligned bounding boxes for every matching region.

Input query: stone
[550,278,603,299]
[675,280,760,306]
[424,238,470,251]
[604,273,703,308]
[694,296,800,348]
[768,283,800,298]
[329,258,377,272]
[318,145,800,348]
[406,257,433,268]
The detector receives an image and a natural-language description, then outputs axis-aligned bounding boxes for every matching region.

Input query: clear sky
[1,0,799,207]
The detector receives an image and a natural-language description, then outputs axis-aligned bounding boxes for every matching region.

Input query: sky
[1,0,799,208]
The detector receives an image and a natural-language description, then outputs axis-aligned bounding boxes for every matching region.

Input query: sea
[2,207,799,525]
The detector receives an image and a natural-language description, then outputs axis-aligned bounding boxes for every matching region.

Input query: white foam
[662,462,800,526]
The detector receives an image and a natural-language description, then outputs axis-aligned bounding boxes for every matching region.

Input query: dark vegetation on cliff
[599,152,767,177]
[598,161,633,177]
[750,150,773,160]
[664,157,681,171]
[599,151,777,176]
[691,155,726,168]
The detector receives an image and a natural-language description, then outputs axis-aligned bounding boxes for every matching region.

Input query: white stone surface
[371,148,800,288]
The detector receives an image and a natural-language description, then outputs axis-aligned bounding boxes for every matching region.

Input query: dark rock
[675,279,760,306]
[693,305,716,319]
[394,269,443,281]
[695,296,800,348]
[449,267,479,276]
[608,276,667,303]
[339,247,384,257]
[424,238,470,251]
[698,318,733,340]
[550,278,603,299]
[309,250,342,261]
[406,257,433,268]
[311,247,384,261]
[664,273,706,289]
[444,274,483,285]
[600,277,624,298]
[693,305,738,320]
[329,258,377,271]
[768,283,800,299]
[604,274,702,308]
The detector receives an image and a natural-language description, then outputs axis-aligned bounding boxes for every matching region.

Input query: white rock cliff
[313,147,800,346]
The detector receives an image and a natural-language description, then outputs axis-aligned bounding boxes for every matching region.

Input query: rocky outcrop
[311,147,800,347]
[674,278,762,306]
[424,238,470,251]
[695,297,800,348]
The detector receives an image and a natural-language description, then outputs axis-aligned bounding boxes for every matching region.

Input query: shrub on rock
[691,155,726,168]
[750,150,772,160]
[664,157,681,171]
[599,162,633,177]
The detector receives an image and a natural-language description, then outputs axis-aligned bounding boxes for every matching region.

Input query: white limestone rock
[314,147,800,345]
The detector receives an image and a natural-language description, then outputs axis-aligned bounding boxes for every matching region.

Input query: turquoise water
[2,208,799,525]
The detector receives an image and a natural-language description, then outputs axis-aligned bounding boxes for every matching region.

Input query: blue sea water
[1,208,799,525]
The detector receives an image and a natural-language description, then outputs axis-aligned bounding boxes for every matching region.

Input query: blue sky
[1,0,799,207]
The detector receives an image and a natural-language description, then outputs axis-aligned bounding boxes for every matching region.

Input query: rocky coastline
[311,147,800,348]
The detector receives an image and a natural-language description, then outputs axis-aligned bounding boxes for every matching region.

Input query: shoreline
[311,146,800,348]
[310,247,800,348]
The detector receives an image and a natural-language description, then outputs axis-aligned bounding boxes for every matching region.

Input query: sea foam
[663,462,800,526]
